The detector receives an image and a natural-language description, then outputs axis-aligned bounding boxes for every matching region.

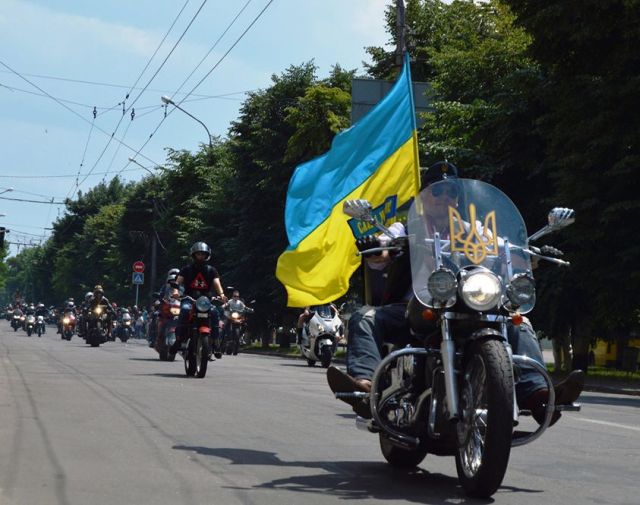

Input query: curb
[243,349,640,397]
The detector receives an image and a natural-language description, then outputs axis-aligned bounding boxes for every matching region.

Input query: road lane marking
[575,418,640,433]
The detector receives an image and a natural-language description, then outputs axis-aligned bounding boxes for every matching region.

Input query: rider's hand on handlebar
[355,236,381,257]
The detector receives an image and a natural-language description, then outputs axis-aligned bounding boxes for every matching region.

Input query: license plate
[197,313,208,318]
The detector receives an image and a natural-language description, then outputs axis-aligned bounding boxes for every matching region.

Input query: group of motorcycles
[151,294,254,379]
[7,309,46,337]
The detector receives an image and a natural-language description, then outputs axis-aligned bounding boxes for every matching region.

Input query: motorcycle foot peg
[335,391,369,400]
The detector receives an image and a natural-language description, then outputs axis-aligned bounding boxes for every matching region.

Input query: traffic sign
[132,272,144,285]
[133,261,145,273]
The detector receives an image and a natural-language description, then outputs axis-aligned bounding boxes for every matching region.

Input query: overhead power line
[0,196,65,205]
[73,0,209,196]
[0,59,161,167]
[0,70,240,100]
[120,0,275,175]
[0,167,149,179]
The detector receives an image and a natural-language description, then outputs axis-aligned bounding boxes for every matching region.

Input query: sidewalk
[244,347,640,397]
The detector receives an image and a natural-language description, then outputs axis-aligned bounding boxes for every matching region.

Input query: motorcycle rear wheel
[454,338,513,498]
[379,434,428,469]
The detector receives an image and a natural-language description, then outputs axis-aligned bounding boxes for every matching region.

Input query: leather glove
[355,235,381,257]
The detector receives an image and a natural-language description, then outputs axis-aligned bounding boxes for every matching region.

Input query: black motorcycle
[341,179,581,498]
[86,305,109,347]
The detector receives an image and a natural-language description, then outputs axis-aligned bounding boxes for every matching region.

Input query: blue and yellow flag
[276,54,420,307]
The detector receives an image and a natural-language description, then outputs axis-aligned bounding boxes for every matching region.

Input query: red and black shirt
[179,264,219,298]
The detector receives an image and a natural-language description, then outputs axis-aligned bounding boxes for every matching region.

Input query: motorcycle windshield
[312,304,332,319]
[407,179,532,307]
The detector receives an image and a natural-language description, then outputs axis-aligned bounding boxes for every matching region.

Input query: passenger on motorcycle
[168,242,227,356]
[327,161,584,424]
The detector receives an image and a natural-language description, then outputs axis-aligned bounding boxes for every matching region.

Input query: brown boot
[523,370,585,426]
[326,366,372,419]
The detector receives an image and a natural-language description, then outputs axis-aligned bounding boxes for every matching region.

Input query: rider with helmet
[168,242,227,356]
[148,268,180,347]
[88,285,116,338]
[57,298,76,334]
[77,291,94,338]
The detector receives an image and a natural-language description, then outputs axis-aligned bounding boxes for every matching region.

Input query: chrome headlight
[427,268,457,303]
[505,273,536,313]
[195,296,212,312]
[63,317,70,324]
[460,270,502,311]
[170,307,180,316]
[94,307,103,315]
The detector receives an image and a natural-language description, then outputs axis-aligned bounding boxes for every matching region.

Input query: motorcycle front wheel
[185,337,197,376]
[195,334,210,378]
[454,338,514,498]
[320,346,332,368]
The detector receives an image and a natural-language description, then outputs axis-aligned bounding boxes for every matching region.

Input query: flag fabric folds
[276,54,420,307]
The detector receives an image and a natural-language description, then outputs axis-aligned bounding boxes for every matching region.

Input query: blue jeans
[346,304,546,404]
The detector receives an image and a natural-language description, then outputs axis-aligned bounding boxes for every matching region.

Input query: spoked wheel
[379,434,428,469]
[455,338,514,498]
[195,334,210,378]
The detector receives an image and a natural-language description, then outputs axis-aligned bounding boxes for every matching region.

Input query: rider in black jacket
[168,242,227,356]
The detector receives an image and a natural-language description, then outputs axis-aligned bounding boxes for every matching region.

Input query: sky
[0,0,393,256]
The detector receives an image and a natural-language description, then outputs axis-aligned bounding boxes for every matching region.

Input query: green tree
[505,0,640,368]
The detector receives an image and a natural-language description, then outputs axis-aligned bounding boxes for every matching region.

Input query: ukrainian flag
[276,54,420,307]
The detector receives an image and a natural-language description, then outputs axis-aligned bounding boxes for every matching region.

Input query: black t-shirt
[179,264,219,298]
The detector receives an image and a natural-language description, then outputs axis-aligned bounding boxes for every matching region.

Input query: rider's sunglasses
[430,184,459,199]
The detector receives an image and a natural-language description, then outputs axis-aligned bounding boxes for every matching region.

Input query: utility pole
[395,0,407,73]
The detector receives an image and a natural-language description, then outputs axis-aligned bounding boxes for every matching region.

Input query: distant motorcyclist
[88,286,116,338]
[149,268,180,347]
[222,289,253,346]
[168,242,227,356]
[57,298,76,334]
[34,303,47,334]
[77,291,93,338]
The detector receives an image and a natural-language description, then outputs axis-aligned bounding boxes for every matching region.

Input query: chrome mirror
[547,207,575,229]
[528,207,575,242]
[343,199,373,221]
[343,199,394,237]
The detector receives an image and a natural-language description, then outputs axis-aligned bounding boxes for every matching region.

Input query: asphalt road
[1,323,638,505]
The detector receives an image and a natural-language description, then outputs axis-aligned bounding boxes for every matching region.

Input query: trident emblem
[449,203,498,264]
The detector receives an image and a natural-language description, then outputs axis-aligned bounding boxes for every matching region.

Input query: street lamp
[128,157,155,176]
[161,95,213,149]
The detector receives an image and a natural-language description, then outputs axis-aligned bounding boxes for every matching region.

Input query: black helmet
[189,242,211,261]
[420,161,459,188]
